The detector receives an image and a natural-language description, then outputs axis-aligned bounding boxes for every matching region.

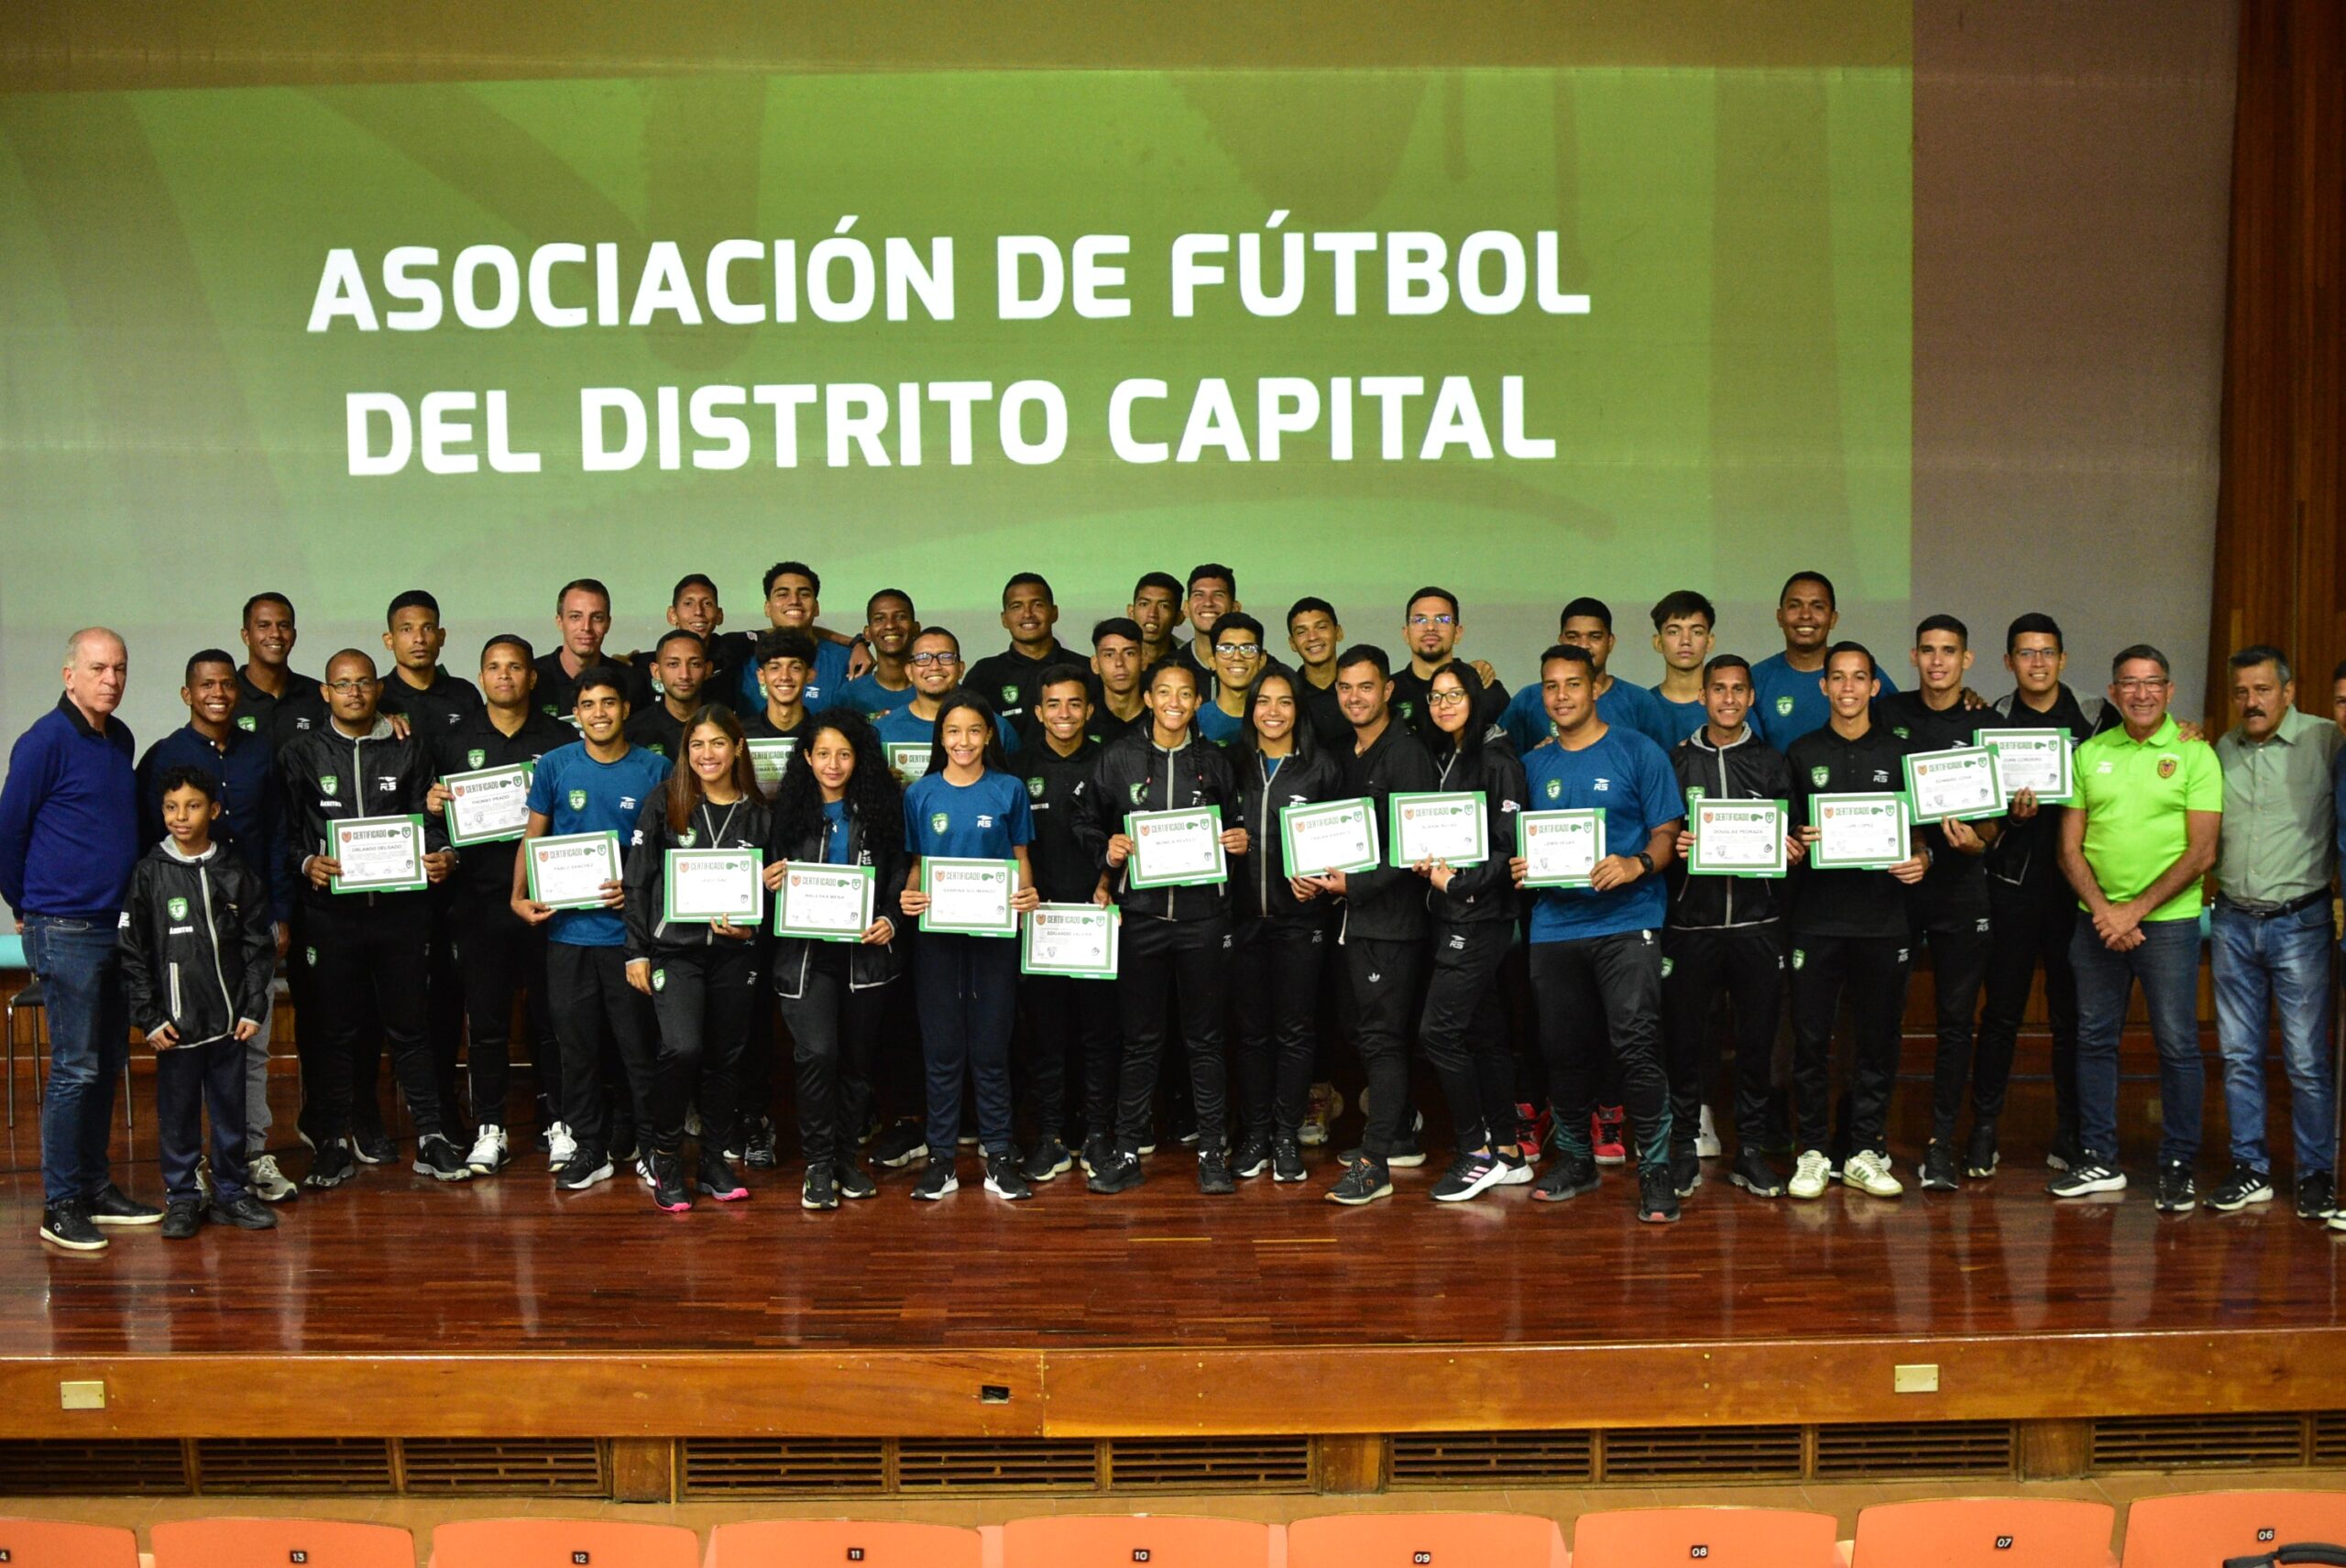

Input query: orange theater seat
[706,1519,985,1568]
[429,1517,700,1568]
[1288,1511,1567,1568]
[1574,1506,1840,1567]
[2118,1490,2346,1568]
[999,1515,1274,1568]
[0,1518,140,1568]
[1849,1498,2118,1568]
[152,1517,415,1567]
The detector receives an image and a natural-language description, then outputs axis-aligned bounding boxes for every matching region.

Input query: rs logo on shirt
[977,815,995,828]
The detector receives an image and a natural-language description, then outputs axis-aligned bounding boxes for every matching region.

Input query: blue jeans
[2071,915,2204,1168]
[2210,902,2335,1175]
[25,916,128,1206]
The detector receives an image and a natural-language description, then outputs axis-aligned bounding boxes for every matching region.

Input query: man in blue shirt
[1500,598,1679,755]
[1647,589,1716,746]
[2,628,155,1250]
[1512,643,1684,1223]
[136,648,299,1203]
[1748,569,1899,747]
[740,561,853,712]
[836,588,921,721]
[515,668,672,1192]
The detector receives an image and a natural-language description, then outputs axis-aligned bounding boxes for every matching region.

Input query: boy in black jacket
[119,765,280,1239]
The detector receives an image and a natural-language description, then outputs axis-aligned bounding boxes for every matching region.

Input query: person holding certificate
[1409,661,1531,1203]
[275,649,462,1189]
[1227,665,1344,1185]
[1663,654,1803,1201]
[621,707,771,1214]
[1073,657,1248,1198]
[766,710,904,1212]
[513,668,673,1195]
[427,634,570,1177]
[897,691,1040,1202]
[1510,644,1685,1223]
[1782,643,1930,1202]
[741,629,817,749]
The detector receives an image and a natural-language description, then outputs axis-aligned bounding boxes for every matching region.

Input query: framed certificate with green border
[918,856,1017,937]
[1021,902,1119,980]
[524,830,622,910]
[1807,794,1911,871]
[1516,809,1605,889]
[773,861,875,941]
[662,847,764,926]
[1686,798,1789,878]
[442,762,532,847]
[1387,791,1488,868]
[1123,806,1227,890]
[1903,744,2005,824]
[885,741,932,786]
[328,815,428,894]
[1278,797,1378,877]
[745,737,796,798]
[1979,728,2073,804]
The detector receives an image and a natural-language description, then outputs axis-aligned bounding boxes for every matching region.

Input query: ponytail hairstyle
[665,706,757,836]
[926,688,1013,777]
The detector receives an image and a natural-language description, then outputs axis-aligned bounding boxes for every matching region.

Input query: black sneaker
[697,1153,749,1201]
[1669,1148,1703,1198]
[210,1193,278,1231]
[1022,1135,1073,1184]
[2047,1159,2126,1198]
[1270,1135,1307,1184]
[985,1149,1034,1201]
[38,1201,106,1252]
[912,1155,959,1201]
[2154,1161,2198,1213]
[1325,1157,1392,1206]
[305,1141,356,1190]
[412,1135,473,1183]
[2297,1170,2337,1222]
[1079,1134,1113,1179]
[88,1184,162,1226]
[872,1122,927,1169]
[2207,1166,2273,1213]
[1637,1164,1681,1223]
[1342,1111,1427,1169]
[649,1154,692,1212]
[1963,1123,2000,1179]
[1532,1152,1600,1203]
[1728,1146,1784,1199]
[837,1161,877,1201]
[802,1162,841,1212]
[742,1116,779,1169]
[1231,1135,1272,1179]
[1198,1151,1235,1195]
[1431,1149,1507,1203]
[1087,1145,1145,1194]
[1920,1142,1960,1193]
[2045,1133,2084,1173]
[554,1149,614,1191]
[160,1199,204,1241]
[350,1124,396,1166]
[1171,1101,1199,1147]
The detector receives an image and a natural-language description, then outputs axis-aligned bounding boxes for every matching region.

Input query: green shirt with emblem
[2073,714,2223,923]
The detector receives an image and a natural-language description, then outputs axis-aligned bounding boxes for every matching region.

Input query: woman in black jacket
[1409,661,1532,1203]
[623,707,771,1212]
[1226,664,1345,1183]
[762,708,904,1212]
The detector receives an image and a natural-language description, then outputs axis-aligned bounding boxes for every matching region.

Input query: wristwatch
[1633,850,1655,876]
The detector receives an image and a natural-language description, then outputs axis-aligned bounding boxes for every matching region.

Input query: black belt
[2215,889,2330,921]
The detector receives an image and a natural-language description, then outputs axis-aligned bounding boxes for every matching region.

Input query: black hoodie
[117,840,275,1048]
[1667,725,1796,929]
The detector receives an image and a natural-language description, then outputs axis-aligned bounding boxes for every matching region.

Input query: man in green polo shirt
[2052,643,2222,1212]
[2207,645,2341,1221]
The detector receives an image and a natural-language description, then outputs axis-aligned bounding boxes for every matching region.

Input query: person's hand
[1958,686,1987,710]
[1588,853,1643,893]
[845,637,874,679]
[1942,818,1983,855]
[862,916,894,945]
[1508,855,1529,887]
[1220,827,1250,856]
[232,1019,259,1042]
[1412,856,1457,893]
[385,712,412,740]
[425,782,452,817]
[598,877,625,909]
[304,854,340,889]
[511,894,554,926]
[713,917,753,940]
[1889,850,1930,884]
[1674,828,1696,860]
[624,959,653,994]
[274,921,291,959]
[1105,833,1135,868]
[1796,824,1822,846]
[762,862,786,891]
[901,887,932,916]
[2010,786,2038,822]
[1011,884,1041,914]
[2176,718,2206,743]
[1090,884,1112,908]
[1288,875,1320,902]
[1785,833,1809,865]
[2092,900,2143,947]
[424,850,457,883]
[148,1022,180,1051]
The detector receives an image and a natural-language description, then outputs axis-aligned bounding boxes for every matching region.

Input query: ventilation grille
[1814,1421,2014,1477]
[0,1439,190,1496]
[1601,1424,1803,1482]
[683,1439,889,1496]
[1106,1437,1311,1492]
[193,1437,394,1494]
[2091,1414,2307,1470]
[400,1438,605,1494]
[895,1438,1098,1491]
[1389,1429,1595,1487]
[2314,1411,2346,1465]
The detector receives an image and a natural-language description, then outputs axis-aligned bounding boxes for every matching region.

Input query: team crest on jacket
[929,812,950,834]
[1001,685,1019,705]
[1128,782,1145,805]
[1776,696,1795,716]
[320,773,339,795]
[676,830,696,848]
[652,968,666,992]
[167,896,188,920]
[1543,778,1562,801]
[1684,785,1706,805]
[568,788,587,810]
[236,714,257,732]
[1026,777,1045,799]
[1810,765,1830,787]
[2157,756,2177,778]
[466,749,486,769]
[1891,725,1911,740]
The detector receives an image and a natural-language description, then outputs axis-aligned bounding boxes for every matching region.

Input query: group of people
[5,559,2342,1253]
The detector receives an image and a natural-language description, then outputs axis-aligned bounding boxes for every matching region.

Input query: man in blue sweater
[0,628,159,1251]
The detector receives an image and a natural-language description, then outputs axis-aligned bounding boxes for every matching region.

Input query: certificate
[442,763,532,846]
[1979,728,2073,804]
[1021,903,1119,980]
[885,741,932,786]
[1517,809,1605,888]
[329,815,426,894]
[1903,744,2005,823]
[1387,791,1488,868]
[919,856,1017,937]
[663,848,764,926]
[1124,806,1227,890]
[525,830,622,910]
[1808,794,1911,870]
[745,737,796,799]
[773,861,875,941]
[1687,798,1789,878]
[1279,797,1379,876]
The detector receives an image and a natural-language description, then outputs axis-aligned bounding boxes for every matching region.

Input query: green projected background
[0,60,1909,741]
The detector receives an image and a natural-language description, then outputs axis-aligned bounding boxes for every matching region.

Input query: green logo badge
[1001,685,1019,706]
[929,812,950,834]
[676,830,696,848]
[466,748,486,769]
[1792,948,1806,970]
[1544,778,1562,801]
[652,968,666,992]
[1660,956,1674,979]
[1026,777,1046,800]
[568,788,587,810]
[319,773,338,795]
[236,714,257,732]
[1128,782,1145,805]
[1775,696,1794,716]
[305,946,318,967]
[1810,765,1830,787]
[167,896,188,920]
[1891,725,1911,740]
[648,742,666,756]
[1684,785,1706,805]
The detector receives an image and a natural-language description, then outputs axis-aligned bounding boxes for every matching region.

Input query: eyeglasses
[907,652,959,668]
[1409,614,1458,629]
[1426,689,1470,707]
[1214,641,1262,657]
[325,679,379,695]
[2114,678,2169,693]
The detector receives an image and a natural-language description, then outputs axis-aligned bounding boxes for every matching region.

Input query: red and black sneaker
[1591,1104,1628,1167]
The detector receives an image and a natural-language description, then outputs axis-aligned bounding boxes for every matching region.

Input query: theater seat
[1288,1510,1565,1568]
[1848,1498,2118,1568]
[152,1517,414,1567]
[706,1519,984,1568]
[998,1514,1275,1568]
[0,1518,140,1568]
[1573,1506,1839,1567]
[428,1517,699,1568]
[2118,1490,2346,1568]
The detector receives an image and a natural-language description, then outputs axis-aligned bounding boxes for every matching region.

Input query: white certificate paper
[1904,745,2004,823]
[1021,903,1119,979]
[1517,809,1605,888]
[745,737,796,799]
[443,763,532,846]
[1808,794,1910,870]
[920,857,1016,937]
[1387,792,1488,867]
[885,741,932,786]
[329,816,426,894]
[1687,798,1788,878]
[1279,798,1379,876]
[526,831,622,910]
[1979,728,2073,804]
[773,862,875,941]
[663,848,764,925]
[1124,806,1227,889]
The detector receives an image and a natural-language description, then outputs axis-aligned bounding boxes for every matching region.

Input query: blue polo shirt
[874,704,1018,754]
[1649,686,1708,750]
[1749,652,1899,749]
[526,740,672,947]
[1194,703,1245,746]
[1519,725,1682,943]
[1501,678,1681,755]
[836,671,917,722]
[740,638,853,714]
[903,769,1034,861]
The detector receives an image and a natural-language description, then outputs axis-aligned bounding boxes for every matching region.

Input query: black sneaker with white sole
[88,1184,163,1225]
[1669,1148,1703,1198]
[1231,1135,1271,1179]
[350,1124,395,1166]
[872,1122,928,1169]
[985,1149,1034,1201]
[2297,1170,2337,1222]
[837,1161,877,1201]
[802,1162,841,1212]
[38,1201,106,1252]
[1086,1145,1144,1195]
[1431,1150,1507,1203]
[554,1149,615,1191]
[1964,1123,2000,1179]
[2047,1159,2126,1198]
[2154,1160,2198,1214]
[1341,1110,1427,1169]
[912,1155,959,1201]
[1920,1141,1960,1193]
[2206,1166,2273,1212]
[1728,1146,1784,1199]
[742,1116,778,1169]
[305,1141,356,1190]
[1325,1157,1392,1206]
[1197,1151,1235,1195]
[412,1135,473,1182]
[1270,1135,1307,1184]
[210,1193,278,1230]
[1022,1135,1073,1184]
[1637,1164,1681,1223]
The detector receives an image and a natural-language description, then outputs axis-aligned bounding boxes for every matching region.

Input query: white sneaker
[544,1121,577,1171]
[1843,1148,1903,1199]
[1695,1104,1722,1159]
[466,1125,510,1175]
[2330,1210,2346,1234]
[1789,1148,1832,1201]
[247,1154,300,1204]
